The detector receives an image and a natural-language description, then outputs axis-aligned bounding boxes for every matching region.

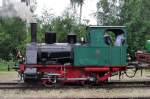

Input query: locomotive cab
[73,26,127,66]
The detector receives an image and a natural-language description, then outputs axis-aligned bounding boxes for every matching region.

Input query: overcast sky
[35,0,98,25]
[0,0,2,6]
[0,0,98,24]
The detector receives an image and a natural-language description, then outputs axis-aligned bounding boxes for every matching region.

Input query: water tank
[67,32,77,44]
[45,32,56,44]
[146,40,150,52]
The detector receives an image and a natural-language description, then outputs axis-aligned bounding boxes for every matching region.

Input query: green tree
[120,0,150,58]
[96,0,121,25]
[0,17,26,60]
[39,9,86,42]
[70,0,85,23]
[96,0,150,59]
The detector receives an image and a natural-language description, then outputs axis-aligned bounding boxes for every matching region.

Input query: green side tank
[145,40,150,52]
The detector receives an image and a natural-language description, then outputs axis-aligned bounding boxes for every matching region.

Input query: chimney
[31,23,37,42]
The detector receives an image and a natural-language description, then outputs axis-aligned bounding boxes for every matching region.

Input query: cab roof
[89,26,126,28]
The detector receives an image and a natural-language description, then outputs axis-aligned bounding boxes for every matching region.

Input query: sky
[0,0,98,25]
[0,0,2,7]
[35,0,98,25]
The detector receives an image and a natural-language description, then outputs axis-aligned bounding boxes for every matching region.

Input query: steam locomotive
[18,23,127,86]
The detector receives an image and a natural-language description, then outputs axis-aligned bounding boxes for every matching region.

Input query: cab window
[104,29,125,46]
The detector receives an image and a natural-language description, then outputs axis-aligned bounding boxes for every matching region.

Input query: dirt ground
[0,88,150,99]
[110,69,150,81]
[0,70,150,98]
[0,71,19,83]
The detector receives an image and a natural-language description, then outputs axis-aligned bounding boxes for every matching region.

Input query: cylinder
[31,23,37,42]
[146,40,150,52]
[45,32,56,44]
[67,32,77,44]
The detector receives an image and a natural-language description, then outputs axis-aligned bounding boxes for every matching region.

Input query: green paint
[73,26,127,66]
[146,40,150,52]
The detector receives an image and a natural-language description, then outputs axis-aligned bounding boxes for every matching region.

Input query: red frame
[19,64,126,85]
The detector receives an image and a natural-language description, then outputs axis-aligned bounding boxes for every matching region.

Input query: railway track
[16,97,150,99]
[0,82,33,89]
[0,81,150,89]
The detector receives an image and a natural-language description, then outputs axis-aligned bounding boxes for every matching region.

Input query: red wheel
[42,80,53,87]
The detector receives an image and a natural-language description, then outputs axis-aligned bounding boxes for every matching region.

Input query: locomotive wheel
[42,80,53,87]
[88,73,97,85]
[24,75,38,83]
[99,73,108,83]
[24,78,38,84]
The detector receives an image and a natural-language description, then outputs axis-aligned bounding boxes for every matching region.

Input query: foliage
[96,0,122,25]
[70,0,85,23]
[96,0,150,59]
[0,17,27,60]
[120,0,150,59]
[39,9,87,42]
[0,8,87,61]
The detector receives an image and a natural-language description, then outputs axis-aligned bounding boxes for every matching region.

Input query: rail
[0,81,150,89]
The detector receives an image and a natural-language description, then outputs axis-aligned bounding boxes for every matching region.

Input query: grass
[0,62,8,71]
[0,60,16,71]
[0,71,16,74]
